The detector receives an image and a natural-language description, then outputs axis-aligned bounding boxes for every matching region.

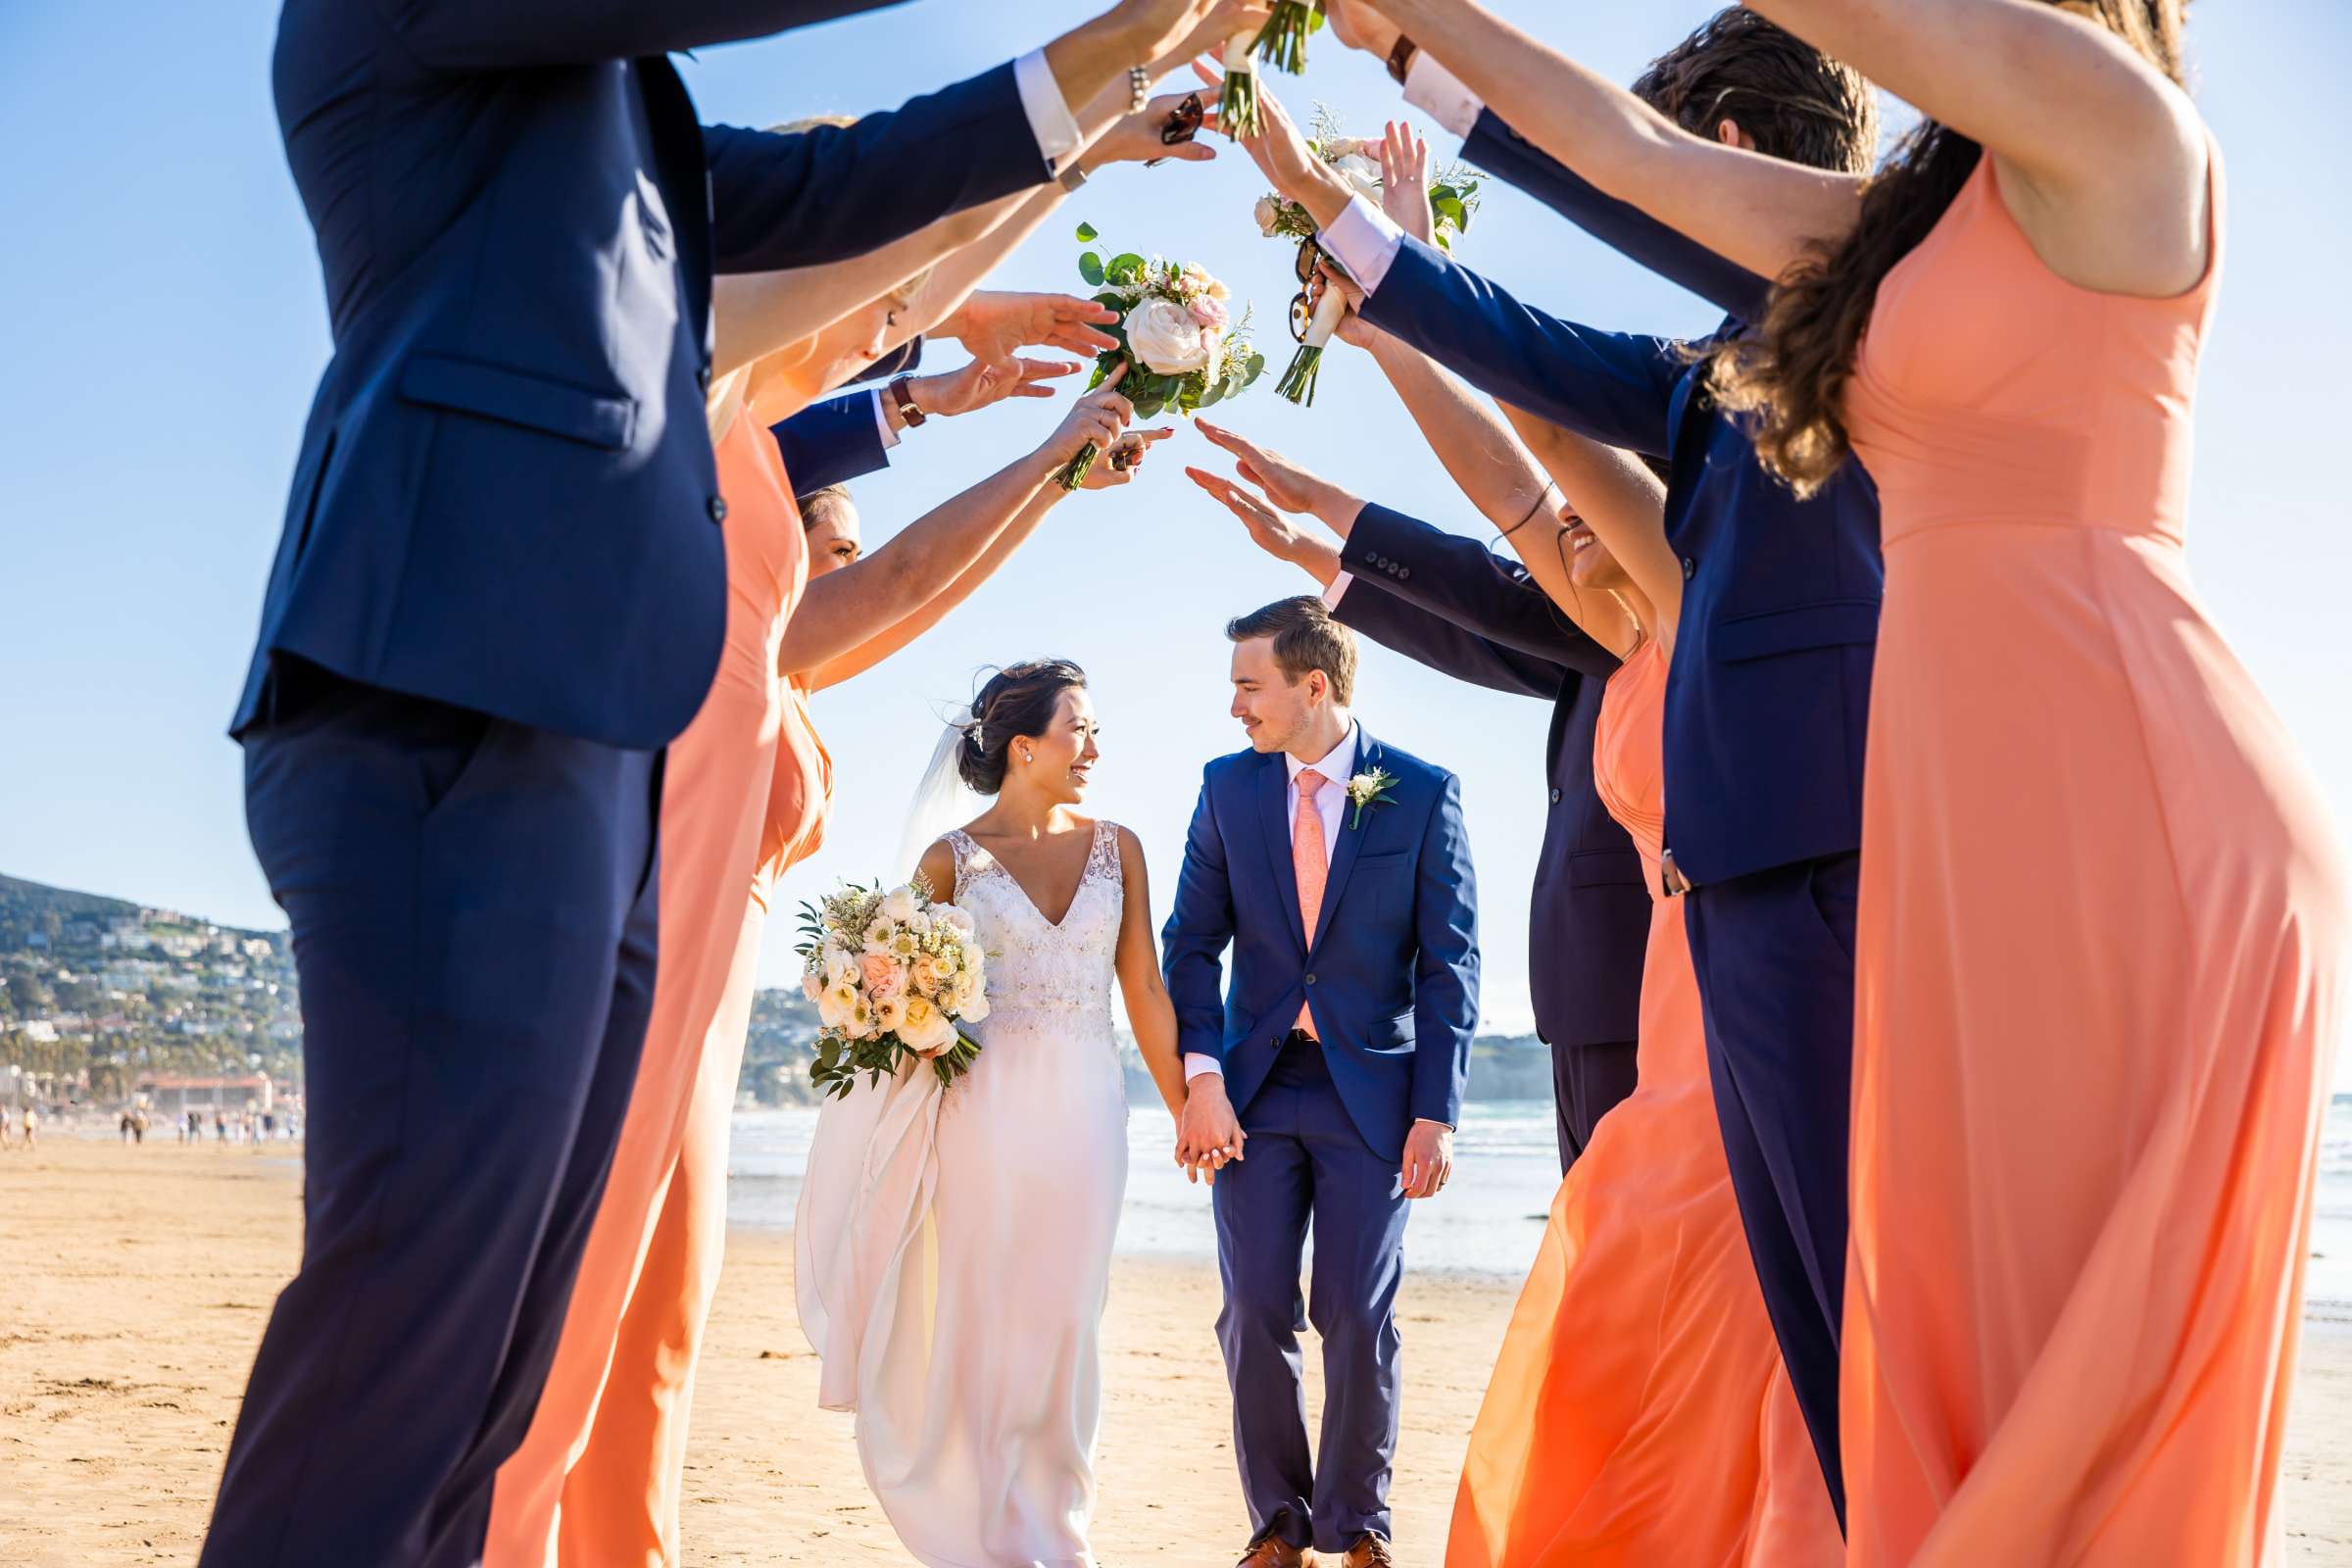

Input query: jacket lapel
[1253,751,1308,955]
[1311,730,1378,952]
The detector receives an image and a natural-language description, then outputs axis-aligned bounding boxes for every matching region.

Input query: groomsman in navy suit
[1250,5,1882,1522]
[217,3,1223,1564]
[1165,599,1479,1568]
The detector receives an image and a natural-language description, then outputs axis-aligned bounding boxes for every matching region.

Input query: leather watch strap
[1387,34,1418,86]
[888,374,926,428]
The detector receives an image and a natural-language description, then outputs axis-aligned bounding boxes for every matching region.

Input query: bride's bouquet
[1218,2,1325,137]
[798,877,990,1098]
[1054,222,1266,489]
[1253,112,1482,406]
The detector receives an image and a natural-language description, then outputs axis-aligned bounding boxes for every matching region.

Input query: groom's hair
[1632,8,1878,175]
[1227,597,1357,707]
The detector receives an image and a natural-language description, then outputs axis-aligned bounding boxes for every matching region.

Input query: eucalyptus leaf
[1106,252,1146,284]
[1078,251,1104,287]
[1075,220,1099,242]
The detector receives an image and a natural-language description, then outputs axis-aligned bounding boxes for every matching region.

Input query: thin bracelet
[1500,479,1558,539]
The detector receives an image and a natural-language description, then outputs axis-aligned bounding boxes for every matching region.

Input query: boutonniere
[1345,768,1399,830]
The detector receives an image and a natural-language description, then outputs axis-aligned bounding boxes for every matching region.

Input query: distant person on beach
[214,1111,226,1144]
[23,1106,37,1149]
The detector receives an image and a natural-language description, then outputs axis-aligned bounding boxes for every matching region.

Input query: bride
[796,658,1238,1567]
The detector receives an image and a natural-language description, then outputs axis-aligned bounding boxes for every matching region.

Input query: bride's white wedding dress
[797,819,1131,1568]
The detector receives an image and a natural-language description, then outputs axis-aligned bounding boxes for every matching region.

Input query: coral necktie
[1293,768,1328,1037]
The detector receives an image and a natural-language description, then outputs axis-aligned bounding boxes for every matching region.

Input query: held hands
[1176,1073,1247,1185]
[1043,362,1136,474]
[1314,265,1381,350]
[940,290,1119,367]
[1399,1118,1453,1200]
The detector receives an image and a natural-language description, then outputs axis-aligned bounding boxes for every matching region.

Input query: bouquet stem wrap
[1054,440,1100,492]
[1218,32,1260,137]
[1276,286,1348,407]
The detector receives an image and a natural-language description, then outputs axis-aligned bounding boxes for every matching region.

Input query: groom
[1164,597,1479,1568]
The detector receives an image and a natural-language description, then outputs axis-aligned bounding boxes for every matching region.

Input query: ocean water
[732,1092,2352,1308]
[727,1097,1566,1279]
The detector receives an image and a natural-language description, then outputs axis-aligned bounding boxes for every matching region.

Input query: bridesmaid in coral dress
[1431,405,1840,1567]
[1400,0,2345,1556]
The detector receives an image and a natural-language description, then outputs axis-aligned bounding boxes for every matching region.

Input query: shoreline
[4,1140,2348,1564]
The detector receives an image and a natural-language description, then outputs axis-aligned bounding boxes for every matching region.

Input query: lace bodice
[944,820,1124,1036]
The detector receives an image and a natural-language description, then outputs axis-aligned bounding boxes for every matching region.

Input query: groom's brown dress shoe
[1235,1536,1309,1568]
[1337,1533,1396,1567]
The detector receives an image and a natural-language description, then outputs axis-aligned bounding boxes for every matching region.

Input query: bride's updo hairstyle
[958,660,1088,795]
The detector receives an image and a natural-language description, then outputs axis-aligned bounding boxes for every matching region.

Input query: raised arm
[1498,404,1680,654]
[800,425,1174,691]
[1112,827,1191,1120]
[1366,0,1860,281]
[383,0,916,73]
[1740,0,2207,296]
[776,376,1131,677]
[771,394,892,494]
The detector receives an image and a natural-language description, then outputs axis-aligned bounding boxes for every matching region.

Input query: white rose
[939,905,977,938]
[1333,150,1382,201]
[902,995,958,1055]
[878,886,919,925]
[818,980,858,1030]
[1253,195,1283,238]
[822,943,858,984]
[955,973,991,1023]
[1126,297,1214,375]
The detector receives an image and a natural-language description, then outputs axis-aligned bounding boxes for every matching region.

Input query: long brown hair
[1708,0,2189,497]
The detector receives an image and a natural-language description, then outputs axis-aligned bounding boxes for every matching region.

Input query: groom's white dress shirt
[1185,726,1359,1083]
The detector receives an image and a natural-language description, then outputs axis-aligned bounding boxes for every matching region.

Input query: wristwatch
[1387,34,1419,86]
[1058,160,1090,193]
[887,374,926,429]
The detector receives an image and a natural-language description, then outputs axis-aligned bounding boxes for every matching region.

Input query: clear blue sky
[2,3,2347,1054]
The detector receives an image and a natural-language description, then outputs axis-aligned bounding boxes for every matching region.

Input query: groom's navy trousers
[1348,111,1886,1522]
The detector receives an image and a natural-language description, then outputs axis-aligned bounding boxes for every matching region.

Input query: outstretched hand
[1196,61,1345,222]
[916,356,1084,418]
[1146,1,1273,78]
[1377,121,1438,246]
[1186,463,1332,570]
[1087,88,1226,171]
[942,290,1119,366]
[1194,418,1358,522]
[1044,362,1135,471]
[1079,425,1178,488]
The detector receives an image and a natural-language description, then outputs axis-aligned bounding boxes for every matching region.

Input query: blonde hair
[767,115,931,306]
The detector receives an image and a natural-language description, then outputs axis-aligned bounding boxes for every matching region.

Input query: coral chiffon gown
[1838,145,2345,1564]
[1447,640,1840,1568]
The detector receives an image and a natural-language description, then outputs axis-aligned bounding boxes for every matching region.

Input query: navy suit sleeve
[1362,239,1685,458]
[1463,110,1771,323]
[704,65,1048,272]
[1345,505,1619,681]
[386,0,916,71]
[1410,772,1479,1129]
[1334,578,1558,700]
[770,396,888,494]
[1161,769,1237,1063]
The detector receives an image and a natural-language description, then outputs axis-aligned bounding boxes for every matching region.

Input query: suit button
[1549,787,1562,804]
[708,495,728,524]
[1303,972,1317,986]
[1396,566,1411,581]
[1681,555,1696,580]
[696,363,712,393]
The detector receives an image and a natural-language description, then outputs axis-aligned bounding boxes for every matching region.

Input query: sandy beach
[4,1137,2348,1565]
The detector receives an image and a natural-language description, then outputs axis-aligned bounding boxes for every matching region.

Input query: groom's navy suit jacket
[1355,119,1883,887]
[237,0,1052,750]
[1162,730,1480,1162]
[1331,506,1646,1054]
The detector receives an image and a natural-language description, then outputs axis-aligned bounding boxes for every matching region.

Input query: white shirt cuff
[870,389,901,452]
[1318,195,1407,297]
[1013,49,1084,173]
[1403,53,1483,141]
[1183,1054,1224,1082]
[1323,571,1353,610]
